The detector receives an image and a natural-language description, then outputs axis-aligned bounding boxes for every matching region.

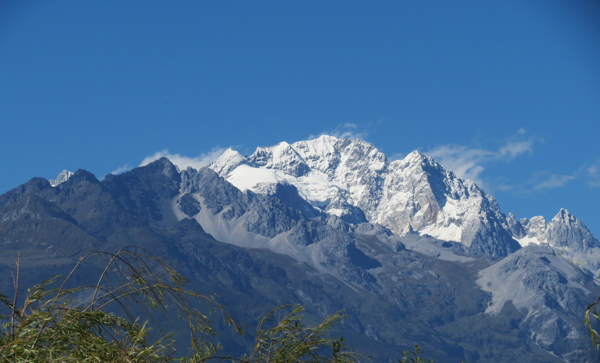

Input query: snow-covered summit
[209,135,522,256]
[514,209,599,252]
[49,170,74,187]
[210,148,246,175]
[292,135,338,162]
[248,141,310,177]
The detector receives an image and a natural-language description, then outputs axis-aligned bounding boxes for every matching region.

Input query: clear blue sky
[1,1,599,235]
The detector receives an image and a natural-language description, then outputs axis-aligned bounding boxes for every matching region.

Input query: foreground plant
[0,248,363,362]
[237,305,361,363]
[0,248,237,362]
[585,295,600,349]
[398,345,435,363]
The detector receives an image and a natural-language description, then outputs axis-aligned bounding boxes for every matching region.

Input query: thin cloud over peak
[110,163,132,175]
[426,144,492,186]
[388,152,405,162]
[424,129,536,189]
[139,147,228,171]
[308,122,368,140]
[309,119,387,143]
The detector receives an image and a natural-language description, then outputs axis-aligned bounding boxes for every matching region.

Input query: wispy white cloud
[388,152,405,162]
[498,128,534,159]
[587,158,600,188]
[139,147,228,171]
[309,123,368,140]
[533,174,576,190]
[424,129,535,188]
[522,159,600,192]
[308,119,387,142]
[498,140,533,159]
[426,145,493,186]
[110,163,132,175]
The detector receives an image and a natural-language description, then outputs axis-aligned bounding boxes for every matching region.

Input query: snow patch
[515,236,542,247]
[226,165,288,191]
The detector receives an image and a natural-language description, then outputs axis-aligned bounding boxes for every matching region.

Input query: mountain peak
[547,209,599,251]
[49,170,74,187]
[292,135,339,159]
[143,157,181,179]
[248,140,309,177]
[210,148,246,175]
[275,140,291,148]
[553,208,573,221]
[309,134,339,143]
[407,149,426,158]
[513,209,600,253]
[401,150,431,166]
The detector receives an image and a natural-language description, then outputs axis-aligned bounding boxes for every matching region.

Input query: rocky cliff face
[511,209,600,278]
[547,209,600,251]
[477,245,598,361]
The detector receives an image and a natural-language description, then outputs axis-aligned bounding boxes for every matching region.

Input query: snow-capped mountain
[510,209,600,278]
[210,135,524,256]
[208,135,598,260]
[4,152,600,362]
[44,136,596,261]
[514,209,600,251]
[49,170,74,187]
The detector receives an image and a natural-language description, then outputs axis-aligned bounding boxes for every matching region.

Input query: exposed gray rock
[179,193,201,217]
[509,209,600,277]
[547,209,600,252]
[477,245,600,360]
[353,222,392,236]
[506,212,525,238]
[254,181,324,219]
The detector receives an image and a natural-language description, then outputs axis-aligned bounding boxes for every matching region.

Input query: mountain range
[1,135,599,362]
[209,136,598,259]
